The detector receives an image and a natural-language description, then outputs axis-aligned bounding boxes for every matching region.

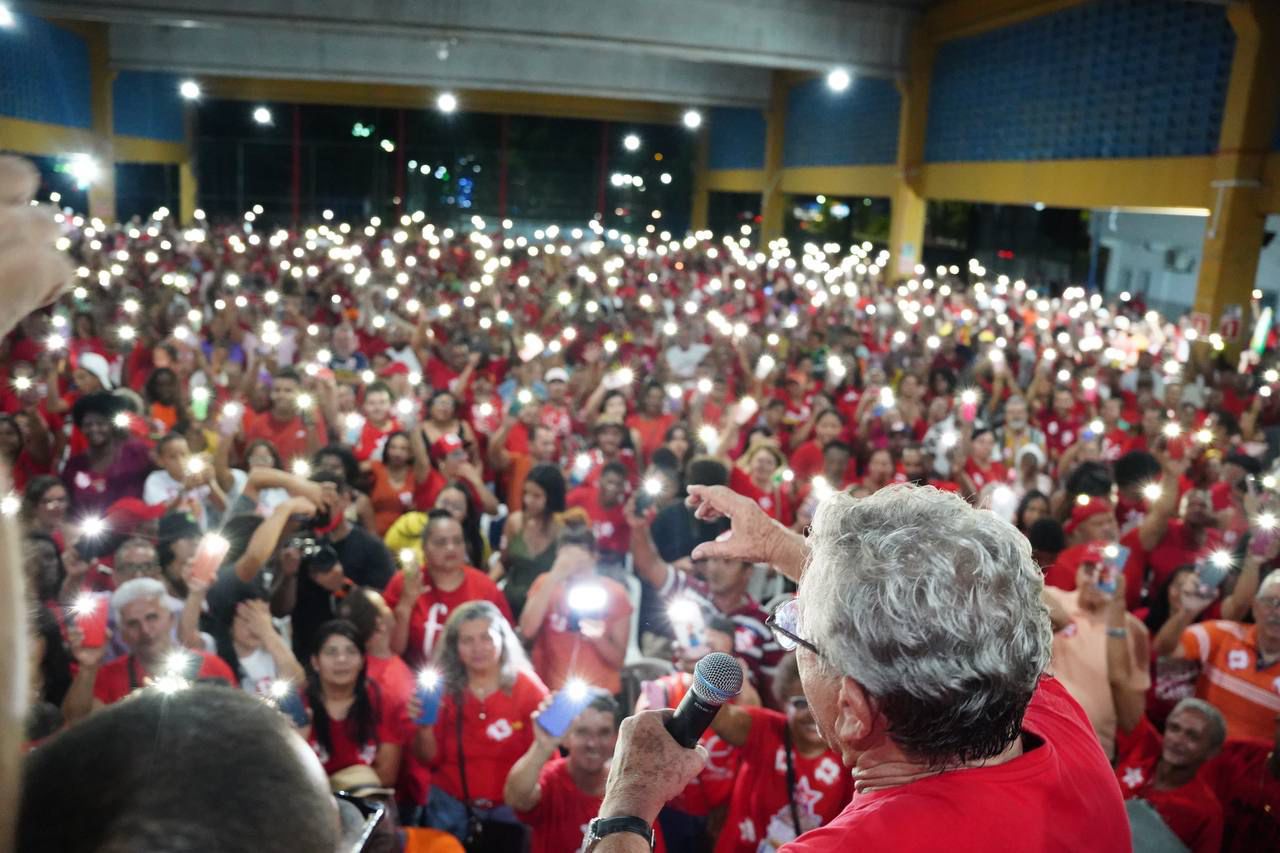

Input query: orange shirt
[626,412,675,464]
[368,461,417,536]
[527,573,633,695]
[1180,620,1280,741]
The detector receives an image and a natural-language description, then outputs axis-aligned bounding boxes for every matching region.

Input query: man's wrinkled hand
[598,710,707,825]
[0,157,74,339]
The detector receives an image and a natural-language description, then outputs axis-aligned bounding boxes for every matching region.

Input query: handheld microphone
[665,651,743,748]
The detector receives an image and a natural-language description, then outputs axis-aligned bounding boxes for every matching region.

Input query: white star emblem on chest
[1121,766,1144,789]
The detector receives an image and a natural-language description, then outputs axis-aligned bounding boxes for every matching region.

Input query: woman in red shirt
[729,441,794,527]
[960,428,1009,500]
[300,620,402,786]
[367,431,419,536]
[626,382,676,465]
[787,409,846,484]
[413,600,548,840]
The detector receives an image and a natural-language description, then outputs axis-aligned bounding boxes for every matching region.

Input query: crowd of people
[6,186,1280,852]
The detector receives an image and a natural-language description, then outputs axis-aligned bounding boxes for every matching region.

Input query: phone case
[278,688,310,728]
[414,682,443,726]
[76,597,108,648]
[536,685,597,738]
[191,534,231,587]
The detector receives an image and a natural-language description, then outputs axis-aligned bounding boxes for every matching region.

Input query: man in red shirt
[590,485,1129,853]
[63,577,235,722]
[240,367,328,467]
[567,462,630,562]
[507,693,664,853]
[1114,699,1225,853]
[1198,714,1280,852]
[1039,386,1082,462]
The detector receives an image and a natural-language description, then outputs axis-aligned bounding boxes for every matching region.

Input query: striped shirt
[1179,620,1280,741]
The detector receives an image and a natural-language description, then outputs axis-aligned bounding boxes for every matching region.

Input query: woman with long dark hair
[495,462,566,619]
[21,476,70,548]
[299,619,401,786]
[367,430,418,537]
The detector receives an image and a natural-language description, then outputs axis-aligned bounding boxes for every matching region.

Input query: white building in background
[1093,209,1280,316]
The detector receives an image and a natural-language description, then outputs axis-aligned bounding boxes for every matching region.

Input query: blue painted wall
[708,107,766,170]
[784,76,899,167]
[113,70,185,141]
[926,0,1234,162]
[0,14,90,128]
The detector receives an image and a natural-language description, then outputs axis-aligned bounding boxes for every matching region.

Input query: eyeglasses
[1257,596,1280,610]
[333,791,386,852]
[766,598,821,657]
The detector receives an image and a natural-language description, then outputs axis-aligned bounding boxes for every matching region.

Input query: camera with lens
[287,534,339,576]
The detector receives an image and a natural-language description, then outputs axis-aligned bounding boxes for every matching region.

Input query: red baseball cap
[106,498,168,533]
[1063,496,1113,536]
[380,362,410,378]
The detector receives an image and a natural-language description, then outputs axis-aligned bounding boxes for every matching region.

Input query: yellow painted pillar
[86,24,116,222]
[888,30,933,278]
[690,125,709,233]
[759,72,788,241]
[180,106,199,223]
[1192,0,1280,346]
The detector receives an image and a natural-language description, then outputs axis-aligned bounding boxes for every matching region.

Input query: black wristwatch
[584,816,655,851]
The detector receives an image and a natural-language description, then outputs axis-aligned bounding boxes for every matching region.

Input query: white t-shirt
[664,343,710,379]
[237,646,279,697]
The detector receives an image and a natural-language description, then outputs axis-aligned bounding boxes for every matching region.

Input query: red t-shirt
[92,650,236,705]
[1198,738,1280,853]
[425,359,460,392]
[964,457,1008,493]
[1128,520,1225,605]
[788,441,825,484]
[431,670,547,804]
[383,568,514,670]
[1114,717,1224,853]
[641,674,743,817]
[715,706,852,852]
[729,467,794,527]
[354,418,401,462]
[242,410,328,466]
[366,653,430,807]
[626,412,675,463]
[516,756,668,853]
[780,678,1129,852]
[527,572,633,695]
[566,485,630,555]
[304,684,401,778]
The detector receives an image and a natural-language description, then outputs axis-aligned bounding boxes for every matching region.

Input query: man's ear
[833,675,877,752]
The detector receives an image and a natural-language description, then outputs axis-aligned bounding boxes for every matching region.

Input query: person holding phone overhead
[409,601,547,841]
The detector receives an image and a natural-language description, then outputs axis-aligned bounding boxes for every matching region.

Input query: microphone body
[665,651,743,748]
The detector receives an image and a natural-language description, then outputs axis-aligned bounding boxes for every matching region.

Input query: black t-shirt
[650,504,729,563]
[290,525,394,658]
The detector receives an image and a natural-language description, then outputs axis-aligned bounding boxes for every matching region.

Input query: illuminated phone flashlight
[417,667,441,692]
[344,412,365,431]
[695,378,712,395]
[562,676,590,702]
[698,425,720,454]
[603,339,619,356]
[1088,419,1104,435]
[80,516,107,539]
[296,393,314,411]
[517,389,533,406]
[46,333,66,351]
[567,582,608,615]
[191,387,210,405]
[1103,544,1120,560]
[1162,423,1182,439]
[879,387,895,408]
[959,389,978,406]
[939,430,959,450]
[573,453,592,478]
[291,459,311,478]
[118,325,136,342]
[616,367,634,385]
[1263,386,1274,399]
[642,477,663,498]
[735,396,759,425]
[1163,360,1181,376]
[1210,550,1233,570]
[666,384,683,400]
[0,492,20,516]
[360,369,376,384]
[186,457,206,476]
[1194,428,1213,445]
[667,597,704,646]
[399,548,417,566]
[123,298,140,314]
[755,354,775,380]
[164,650,192,677]
[267,679,292,702]
[1142,483,1163,502]
[12,376,31,392]
[172,326,191,343]
[812,476,834,501]
[396,398,416,417]
[70,591,99,619]
[477,402,494,419]
[1075,493,1092,507]
[1256,512,1277,531]
[222,401,243,421]
[1267,369,1280,384]
[1056,368,1071,383]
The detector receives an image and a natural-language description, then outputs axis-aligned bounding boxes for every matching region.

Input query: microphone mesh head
[691,651,743,704]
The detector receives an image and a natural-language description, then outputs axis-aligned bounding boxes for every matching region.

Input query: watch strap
[587,816,655,850]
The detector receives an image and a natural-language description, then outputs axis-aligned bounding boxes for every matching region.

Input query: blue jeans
[422,785,519,841]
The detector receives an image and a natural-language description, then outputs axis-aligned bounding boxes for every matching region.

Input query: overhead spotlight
[179,79,201,101]
[826,67,852,92]
[0,5,14,28]
[252,106,273,125]
[682,109,702,130]
[65,153,101,189]
[437,92,458,113]
[623,133,641,152]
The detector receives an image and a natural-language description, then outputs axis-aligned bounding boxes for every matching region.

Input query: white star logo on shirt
[1121,766,1144,789]
[738,818,756,843]
[813,757,841,786]
[486,719,513,741]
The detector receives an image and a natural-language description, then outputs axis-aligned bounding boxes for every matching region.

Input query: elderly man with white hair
[62,577,235,724]
[586,484,1129,852]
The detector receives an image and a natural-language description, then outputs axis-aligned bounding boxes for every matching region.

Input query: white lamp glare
[437,92,458,113]
[623,133,641,152]
[179,79,201,101]
[682,109,702,129]
[252,106,273,125]
[0,5,14,28]
[827,67,852,92]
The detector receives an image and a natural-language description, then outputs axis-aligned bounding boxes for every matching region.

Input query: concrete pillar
[1192,0,1280,349]
[888,29,933,278]
[86,24,116,222]
[759,72,788,241]
[689,124,710,233]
